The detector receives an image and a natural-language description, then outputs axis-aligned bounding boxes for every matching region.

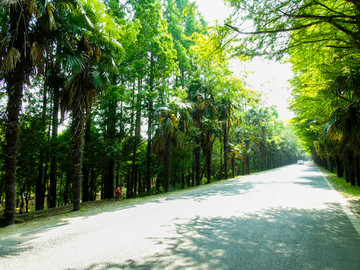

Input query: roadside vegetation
[319,166,360,219]
[0,0,304,227]
[223,1,360,191]
[319,167,360,201]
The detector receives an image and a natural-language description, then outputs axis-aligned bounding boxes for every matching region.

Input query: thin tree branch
[279,10,358,20]
[225,21,322,35]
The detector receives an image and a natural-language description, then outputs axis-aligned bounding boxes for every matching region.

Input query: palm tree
[0,0,59,226]
[328,101,360,186]
[154,93,191,192]
[60,0,122,211]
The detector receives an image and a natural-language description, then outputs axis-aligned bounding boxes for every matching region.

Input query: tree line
[224,0,360,186]
[0,0,302,226]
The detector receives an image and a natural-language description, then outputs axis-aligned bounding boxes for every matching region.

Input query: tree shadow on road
[79,204,360,270]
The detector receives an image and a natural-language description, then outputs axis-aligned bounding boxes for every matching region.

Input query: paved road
[1,164,360,269]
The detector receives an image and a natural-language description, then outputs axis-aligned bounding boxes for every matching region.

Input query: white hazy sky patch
[194,0,295,120]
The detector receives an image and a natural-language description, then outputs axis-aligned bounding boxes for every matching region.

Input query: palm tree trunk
[2,0,32,226]
[82,116,91,202]
[344,150,355,186]
[335,155,344,177]
[71,104,85,211]
[355,155,360,187]
[3,66,24,225]
[328,156,334,173]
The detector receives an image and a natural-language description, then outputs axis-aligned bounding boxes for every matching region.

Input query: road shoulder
[316,165,360,236]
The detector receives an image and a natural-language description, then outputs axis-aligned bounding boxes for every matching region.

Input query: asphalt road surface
[1,164,360,270]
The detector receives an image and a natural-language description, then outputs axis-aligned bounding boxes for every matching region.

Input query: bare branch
[225,21,322,35]
[279,10,358,21]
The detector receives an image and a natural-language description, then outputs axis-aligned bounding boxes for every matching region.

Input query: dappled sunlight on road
[1,164,360,270]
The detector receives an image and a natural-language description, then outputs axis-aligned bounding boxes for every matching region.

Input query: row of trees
[0,0,302,226]
[224,0,360,185]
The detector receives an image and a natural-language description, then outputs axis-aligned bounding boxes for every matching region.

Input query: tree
[61,0,122,211]
[0,0,59,225]
[154,90,190,192]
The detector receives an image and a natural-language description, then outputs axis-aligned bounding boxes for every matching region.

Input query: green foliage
[0,0,304,220]
[320,167,360,200]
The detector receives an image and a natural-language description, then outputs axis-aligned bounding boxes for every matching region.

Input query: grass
[1,177,235,228]
[318,166,360,219]
[318,166,360,200]
[0,199,123,228]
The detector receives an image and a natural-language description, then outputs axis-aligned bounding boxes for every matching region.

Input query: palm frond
[65,52,86,74]
[1,47,20,74]
[46,3,56,31]
[89,65,108,91]
[0,0,20,7]
[30,42,44,73]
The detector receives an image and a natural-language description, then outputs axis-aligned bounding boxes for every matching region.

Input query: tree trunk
[164,131,171,192]
[223,121,228,179]
[25,192,30,213]
[232,153,235,178]
[19,183,26,214]
[35,160,45,211]
[104,96,117,199]
[49,85,59,208]
[146,53,155,194]
[335,155,344,178]
[3,84,22,225]
[71,104,85,211]
[130,78,142,197]
[64,170,71,205]
[219,136,223,180]
[3,74,23,225]
[195,136,201,186]
[146,99,153,194]
[35,87,48,211]
[181,172,185,189]
[206,136,212,184]
[127,83,136,198]
[344,150,355,186]
[355,155,360,187]
[90,168,97,201]
[2,0,31,227]
[328,156,334,173]
[82,116,91,202]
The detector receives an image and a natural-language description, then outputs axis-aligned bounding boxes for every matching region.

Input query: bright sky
[194,0,295,120]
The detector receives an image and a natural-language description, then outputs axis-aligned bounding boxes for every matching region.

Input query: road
[1,164,360,270]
